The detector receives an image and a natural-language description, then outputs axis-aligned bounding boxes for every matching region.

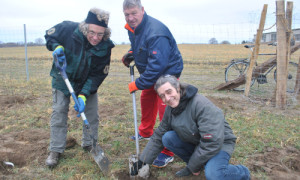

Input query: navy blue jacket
[45,21,114,97]
[125,12,183,89]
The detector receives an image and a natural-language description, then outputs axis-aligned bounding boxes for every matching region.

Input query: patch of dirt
[0,129,49,175]
[0,95,33,108]
[248,146,300,180]
[0,129,77,175]
[98,103,127,119]
[0,95,28,108]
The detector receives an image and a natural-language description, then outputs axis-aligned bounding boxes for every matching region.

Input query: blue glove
[74,94,86,117]
[53,45,66,63]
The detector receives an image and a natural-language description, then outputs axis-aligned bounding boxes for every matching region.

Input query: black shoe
[175,167,192,177]
[45,152,60,168]
[82,145,92,152]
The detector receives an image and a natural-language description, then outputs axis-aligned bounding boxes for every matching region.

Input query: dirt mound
[0,129,49,174]
[248,146,300,180]
[0,95,32,108]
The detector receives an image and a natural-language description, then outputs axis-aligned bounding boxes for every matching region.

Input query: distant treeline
[0,42,45,48]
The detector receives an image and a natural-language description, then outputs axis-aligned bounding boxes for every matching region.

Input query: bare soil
[0,94,299,179]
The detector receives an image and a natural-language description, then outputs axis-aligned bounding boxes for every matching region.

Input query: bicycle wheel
[273,62,299,93]
[225,59,255,91]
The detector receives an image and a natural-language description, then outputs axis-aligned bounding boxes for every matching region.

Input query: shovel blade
[91,145,110,175]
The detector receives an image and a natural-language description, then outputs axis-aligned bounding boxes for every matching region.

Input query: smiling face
[86,24,106,46]
[123,6,144,28]
[157,82,181,108]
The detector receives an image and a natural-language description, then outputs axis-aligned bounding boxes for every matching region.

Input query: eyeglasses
[87,31,104,38]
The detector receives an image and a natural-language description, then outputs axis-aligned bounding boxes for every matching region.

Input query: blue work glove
[53,45,66,63]
[74,94,86,117]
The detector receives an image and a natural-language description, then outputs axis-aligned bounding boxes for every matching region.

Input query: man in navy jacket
[122,0,183,168]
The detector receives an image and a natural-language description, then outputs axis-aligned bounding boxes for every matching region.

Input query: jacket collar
[171,84,198,116]
[124,12,148,35]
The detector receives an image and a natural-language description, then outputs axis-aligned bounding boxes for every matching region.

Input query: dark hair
[154,75,180,92]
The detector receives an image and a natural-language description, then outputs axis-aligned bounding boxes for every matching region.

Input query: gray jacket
[139,84,237,172]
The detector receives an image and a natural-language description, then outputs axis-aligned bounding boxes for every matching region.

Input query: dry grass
[0,44,299,179]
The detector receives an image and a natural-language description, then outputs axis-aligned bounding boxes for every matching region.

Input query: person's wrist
[55,45,64,51]
[78,94,86,105]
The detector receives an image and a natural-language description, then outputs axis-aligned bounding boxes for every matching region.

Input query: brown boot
[45,152,60,168]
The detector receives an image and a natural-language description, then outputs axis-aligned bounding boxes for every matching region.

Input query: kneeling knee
[162,131,174,147]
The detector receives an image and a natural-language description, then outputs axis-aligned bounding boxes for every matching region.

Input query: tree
[241,40,251,44]
[221,40,231,44]
[208,38,218,44]
[35,38,44,45]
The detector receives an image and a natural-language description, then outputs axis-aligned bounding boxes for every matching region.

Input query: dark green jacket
[45,21,114,97]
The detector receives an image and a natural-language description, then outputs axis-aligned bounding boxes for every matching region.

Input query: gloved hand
[74,94,86,117]
[121,51,134,67]
[128,81,139,93]
[53,45,66,63]
[130,160,146,176]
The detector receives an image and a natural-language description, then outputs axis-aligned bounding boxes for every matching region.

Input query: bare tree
[208,38,218,44]
[35,38,44,45]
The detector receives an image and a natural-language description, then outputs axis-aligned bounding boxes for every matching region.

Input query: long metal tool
[130,65,140,156]
[128,64,140,178]
[128,65,150,179]
[54,54,110,175]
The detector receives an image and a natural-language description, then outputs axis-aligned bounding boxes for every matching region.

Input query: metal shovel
[54,54,110,175]
[128,65,150,179]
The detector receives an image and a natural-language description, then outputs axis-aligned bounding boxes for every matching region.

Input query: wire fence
[0,20,300,109]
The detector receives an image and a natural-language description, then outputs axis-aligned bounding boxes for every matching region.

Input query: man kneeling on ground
[130,75,250,179]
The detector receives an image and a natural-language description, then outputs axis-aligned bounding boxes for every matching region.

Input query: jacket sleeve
[187,96,225,173]
[79,52,111,97]
[139,108,172,164]
[44,21,74,51]
[135,36,171,89]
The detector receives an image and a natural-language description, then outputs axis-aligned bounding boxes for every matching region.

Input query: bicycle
[225,44,298,92]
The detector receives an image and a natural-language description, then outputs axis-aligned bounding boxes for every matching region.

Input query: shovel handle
[129,65,140,156]
[54,54,90,129]
[53,53,67,72]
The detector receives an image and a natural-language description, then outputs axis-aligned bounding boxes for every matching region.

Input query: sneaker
[175,166,192,177]
[130,133,150,141]
[82,145,92,152]
[152,153,174,168]
[45,151,60,168]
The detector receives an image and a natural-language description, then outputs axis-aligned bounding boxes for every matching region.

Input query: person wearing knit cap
[44,8,114,168]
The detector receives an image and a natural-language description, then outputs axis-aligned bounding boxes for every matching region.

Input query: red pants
[139,86,174,157]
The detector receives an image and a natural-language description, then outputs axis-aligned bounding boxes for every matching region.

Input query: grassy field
[0,44,299,179]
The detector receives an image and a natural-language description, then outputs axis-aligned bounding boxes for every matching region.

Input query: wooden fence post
[276,0,287,109]
[295,56,300,96]
[244,4,268,97]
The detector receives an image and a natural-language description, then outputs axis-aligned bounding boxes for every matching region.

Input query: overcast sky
[0,0,299,44]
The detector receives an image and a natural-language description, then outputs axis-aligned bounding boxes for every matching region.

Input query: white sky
[0,0,299,44]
